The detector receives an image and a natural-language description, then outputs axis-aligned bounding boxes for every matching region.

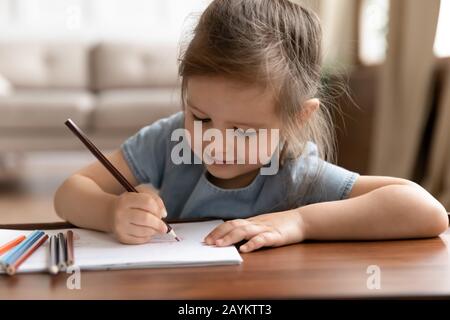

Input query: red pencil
[6,234,49,276]
[0,235,26,256]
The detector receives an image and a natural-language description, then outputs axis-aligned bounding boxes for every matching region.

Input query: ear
[298,98,319,122]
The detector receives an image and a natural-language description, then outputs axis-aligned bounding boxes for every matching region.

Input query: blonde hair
[179,0,335,164]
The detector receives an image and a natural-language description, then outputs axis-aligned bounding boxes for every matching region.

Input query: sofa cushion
[92,89,181,130]
[0,90,94,129]
[0,73,13,96]
[92,43,179,91]
[0,42,89,89]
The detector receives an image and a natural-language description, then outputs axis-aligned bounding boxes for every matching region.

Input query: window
[359,0,389,65]
[435,0,450,58]
[359,0,450,65]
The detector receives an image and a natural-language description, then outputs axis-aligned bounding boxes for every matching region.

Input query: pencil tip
[6,266,15,276]
[49,266,59,275]
[167,229,180,241]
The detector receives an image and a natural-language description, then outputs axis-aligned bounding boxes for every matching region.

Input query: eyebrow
[186,100,206,114]
[186,99,268,128]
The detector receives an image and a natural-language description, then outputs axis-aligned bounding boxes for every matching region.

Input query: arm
[299,176,449,240]
[54,150,132,232]
[205,176,449,252]
[54,149,167,243]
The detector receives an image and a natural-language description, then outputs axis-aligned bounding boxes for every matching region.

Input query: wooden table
[1,222,450,299]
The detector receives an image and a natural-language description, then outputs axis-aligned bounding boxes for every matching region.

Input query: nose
[205,125,235,160]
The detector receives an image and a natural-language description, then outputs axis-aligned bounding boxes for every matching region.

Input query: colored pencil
[1,230,44,266]
[65,119,180,241]
[48,235,59,275]
[6,234,48,276]
[66,230,74,266]
[57,232,67,270]
[0,235,26,256]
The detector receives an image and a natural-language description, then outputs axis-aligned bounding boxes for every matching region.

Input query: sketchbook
[0,220,242,274]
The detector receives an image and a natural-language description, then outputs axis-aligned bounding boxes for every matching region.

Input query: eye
[192,113,211,123]
[235,127,257,137]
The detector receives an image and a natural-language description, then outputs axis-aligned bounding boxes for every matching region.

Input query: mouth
[204,153,238,165]
[210,157,238,165]
[211,160,237,165]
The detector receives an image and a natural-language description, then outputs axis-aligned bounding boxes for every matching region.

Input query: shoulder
[120,112,185,186]
[283,141,322,180]
[139,111,184,138]
[124,111,185,153]
[281,141,359,205]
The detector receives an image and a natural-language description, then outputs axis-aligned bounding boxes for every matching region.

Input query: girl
[54,0,448,253]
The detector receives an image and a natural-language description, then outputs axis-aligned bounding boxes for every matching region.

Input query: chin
[205,163,259,180]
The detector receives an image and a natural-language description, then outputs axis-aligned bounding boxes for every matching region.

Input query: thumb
[135,184,156,194]
[135,184,168,218]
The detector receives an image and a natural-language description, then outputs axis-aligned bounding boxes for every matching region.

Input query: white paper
[0,220,242,274]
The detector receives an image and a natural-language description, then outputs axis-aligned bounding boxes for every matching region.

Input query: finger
[204,219,248,245]
[123,192,159,213]
[126,223,161,238]
[240,232,280,253]
[136,185,168,218]
[215,224,269,247]
[135,185,156,194]
[128,210,167,233]
[153,196,167,218]
[116,233,151,245]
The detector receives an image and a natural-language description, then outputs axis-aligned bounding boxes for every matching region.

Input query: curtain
[297,0,449,210]
[293,0,360,69]
[369,0,441,179]
[423,61,450,209]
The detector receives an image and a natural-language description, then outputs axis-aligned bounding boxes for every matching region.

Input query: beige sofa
[0,41,181,156]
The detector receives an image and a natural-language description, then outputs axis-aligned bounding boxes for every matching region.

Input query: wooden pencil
[66,230,74,266]
[1,230,43,267]
[57,232,67,270]
[6,234,48,276]
[0,235,26,256]
[65,119,180,241]
[48,235,59,275]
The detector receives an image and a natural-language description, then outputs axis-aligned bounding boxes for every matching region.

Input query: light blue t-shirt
[121,112,359,220]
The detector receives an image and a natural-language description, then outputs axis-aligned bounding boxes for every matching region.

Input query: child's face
[184,76,281,181]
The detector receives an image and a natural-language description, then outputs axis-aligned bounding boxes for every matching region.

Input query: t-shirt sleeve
[289,142,360,206]
[121,112,183,189]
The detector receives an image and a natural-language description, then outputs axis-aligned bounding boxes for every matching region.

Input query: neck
[207,169,259,189]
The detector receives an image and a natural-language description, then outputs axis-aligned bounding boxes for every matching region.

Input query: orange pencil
[0,235,26,256]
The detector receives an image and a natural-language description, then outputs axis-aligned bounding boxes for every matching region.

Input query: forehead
[186,76,277,117]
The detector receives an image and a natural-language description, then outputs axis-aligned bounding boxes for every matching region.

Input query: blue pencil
[0,230,44,267]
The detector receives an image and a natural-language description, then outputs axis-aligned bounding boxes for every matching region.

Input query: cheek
[267,130,281,154]
[244,130,280,164]
[183,118,196,151]
[184,117,208,158]
[183,118,193,143]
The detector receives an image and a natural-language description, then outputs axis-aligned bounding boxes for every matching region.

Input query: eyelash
[191,112,257,136]
[192,113,211,123]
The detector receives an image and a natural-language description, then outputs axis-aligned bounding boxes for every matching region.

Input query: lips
[210,157,237,164]
[212,160,237,165]
[203,153,238,164]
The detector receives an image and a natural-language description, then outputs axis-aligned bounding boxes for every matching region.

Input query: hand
[204,209,306,253]
[110,185,168,244]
